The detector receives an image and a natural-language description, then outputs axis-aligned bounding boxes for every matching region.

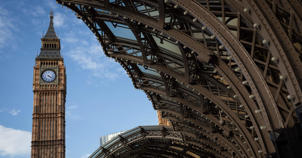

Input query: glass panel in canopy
[148,10,159,18]
[105,22,136,40]
[137,65,161,77]
[152,36,182,56]
[125,48,142,57]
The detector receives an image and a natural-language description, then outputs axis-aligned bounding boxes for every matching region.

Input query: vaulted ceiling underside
[57,0,302,157]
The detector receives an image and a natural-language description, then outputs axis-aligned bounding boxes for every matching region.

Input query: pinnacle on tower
[43,11,58,39]
[37,11,61,59]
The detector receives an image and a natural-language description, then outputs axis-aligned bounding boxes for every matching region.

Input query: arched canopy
[57,0,302,157]
[89,126,219,158]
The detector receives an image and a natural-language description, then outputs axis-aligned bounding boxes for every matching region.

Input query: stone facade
[31,12,66,158]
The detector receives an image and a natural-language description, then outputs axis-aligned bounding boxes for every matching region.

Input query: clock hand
[47,74,51,78]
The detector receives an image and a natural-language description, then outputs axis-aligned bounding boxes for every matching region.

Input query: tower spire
[37,11,62,59]
[43,11,58,39]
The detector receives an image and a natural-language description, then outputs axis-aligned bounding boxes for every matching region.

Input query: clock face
[41,70,56,82]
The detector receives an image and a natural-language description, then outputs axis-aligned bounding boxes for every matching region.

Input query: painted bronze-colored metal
[89,126,219,158]
[57,0,302,157]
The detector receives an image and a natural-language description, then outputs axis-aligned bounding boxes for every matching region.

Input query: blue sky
[0,0,157,157]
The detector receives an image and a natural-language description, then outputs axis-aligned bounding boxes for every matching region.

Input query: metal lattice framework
[57,0,302,157]
[89,126,219,158]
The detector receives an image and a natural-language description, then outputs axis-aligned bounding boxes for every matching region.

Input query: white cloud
[0,6,9,15]
[63,30,88,44]
[65,35,79,43]
[0,125,31,157]
[66,104,81,120]
[0,7,15,49]
[27,6,46,17]
[68,105,78,110]
[54,12,65,27]
[70,45,103,70]
[68,42,120,79]
[46,0,58,10]
[80,153,90,158]
[9,109,21,116]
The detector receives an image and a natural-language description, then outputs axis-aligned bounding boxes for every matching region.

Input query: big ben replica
[31,12,66,158]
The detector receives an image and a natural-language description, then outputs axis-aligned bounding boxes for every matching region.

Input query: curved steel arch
[169,2,280,154]
[113,30,261,156]
[89,126,217,158]
[74,2,269,156]
[228,0,301,128]
[120,54,255,157]
[57,0,260,157]
[57,0,302,157]
[118,61,242,157]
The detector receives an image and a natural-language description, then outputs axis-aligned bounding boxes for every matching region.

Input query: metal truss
[89,126,220,158]
[57,0,302,157]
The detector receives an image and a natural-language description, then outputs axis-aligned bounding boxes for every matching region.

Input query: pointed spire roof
[43,11,58,39]
[37,11,62,60]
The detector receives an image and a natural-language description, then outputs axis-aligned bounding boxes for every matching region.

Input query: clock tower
[31,12,66,158]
